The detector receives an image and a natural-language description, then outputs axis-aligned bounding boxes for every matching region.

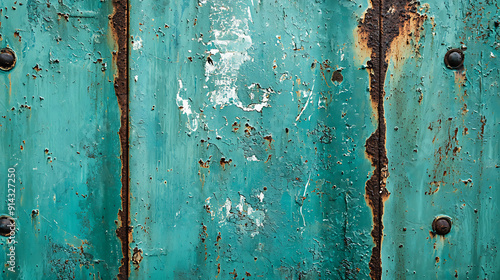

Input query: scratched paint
[0,1,122,279]
[129,0,376,279]
[381,1,500,279]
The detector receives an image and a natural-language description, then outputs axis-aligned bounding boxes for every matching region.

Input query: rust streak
[358,0,425,279]
[111,0,130,278]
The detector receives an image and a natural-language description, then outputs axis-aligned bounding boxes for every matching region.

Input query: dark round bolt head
[444,49,464,69]
[432,216,452,235]
[0,48,16,71]
[0,216,15,237]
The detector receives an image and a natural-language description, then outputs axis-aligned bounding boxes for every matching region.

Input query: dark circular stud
[0,48,16,71]
[0,215,15,237]
[432,216,452,236]
[444,49,464,69]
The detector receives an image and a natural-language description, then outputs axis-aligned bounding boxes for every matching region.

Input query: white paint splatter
[219,198,232,224]
[295,85,315,121]
[247,6,253,23]
[246,155,259,161]
[205,197,215,218]
[218,194,265,237]
[176,80,199,131]
[204,1,270,112]
[132,37,143,50]
[236,195,246,212]
[299,174,311,227]
[257,192,264,202]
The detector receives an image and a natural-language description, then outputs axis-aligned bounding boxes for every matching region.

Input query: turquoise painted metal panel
[0,1,123,279]
[2,0,497,279]
[129,0,377,279]
[382,1,500,279]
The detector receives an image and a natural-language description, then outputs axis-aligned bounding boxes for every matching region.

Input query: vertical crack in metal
[111,0,130,278]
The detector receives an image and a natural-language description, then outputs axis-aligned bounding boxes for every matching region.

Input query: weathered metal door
[0,0,498,279]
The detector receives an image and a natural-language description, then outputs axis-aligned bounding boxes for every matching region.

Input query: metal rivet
[432,216,452,235]
[0,48,16,71]
[0,215,15,237]
[444,49,464,69]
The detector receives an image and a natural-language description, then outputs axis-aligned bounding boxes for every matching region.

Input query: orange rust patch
[199,157,211,168]
[232,121,240,132]
[425,181,444,195]
[244,123,254,135]
[385,5,427,70]
[220,157,232,170]
[263,135,273,149]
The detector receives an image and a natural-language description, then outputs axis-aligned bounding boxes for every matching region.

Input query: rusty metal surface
[0,1,123,279]
[382,0,500,278]
[0,0,498,279]
[128,0,376,279]
[110,0,131,278]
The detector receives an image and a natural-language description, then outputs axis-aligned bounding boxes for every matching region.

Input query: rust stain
[357,0,426,279]
[220,157,232,170]
[331,69,343,84]
[232,121,240,132]
[132,247,143,270]
[425,181,444,195]
[57,12,70,21]
[216,263,221,278]
[244,123,254,135]
[263,135,273,149]
[319,60,332,87]
[199,156,211,169]
[479,115,486,139]
[13,31,21,42]
[385,5,427,70]
[110,0,130,278]
[229,268,238,279]
[264,154,272,163]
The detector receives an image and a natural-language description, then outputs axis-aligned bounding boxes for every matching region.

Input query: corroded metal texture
[0,1,122,279]
[110,0,131,278]
[357,0,427,278]
[381,0,500,279]
[129,0,376,279]
[1,0,498,279]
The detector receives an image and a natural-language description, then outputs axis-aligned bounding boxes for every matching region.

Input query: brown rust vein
[358,0,425,279]
[110,0,130,278]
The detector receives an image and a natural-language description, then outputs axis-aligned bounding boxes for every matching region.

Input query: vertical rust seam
[111,0,130,279]
[360,0,389,278]
[362,0,424,278]
[375,0,385,279]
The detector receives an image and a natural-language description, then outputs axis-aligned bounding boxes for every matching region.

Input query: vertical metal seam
[123,0,130,276]
[376,1,384,280]
[111,0,130,278]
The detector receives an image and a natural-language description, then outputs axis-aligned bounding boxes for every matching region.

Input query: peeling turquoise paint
[0,1,122,279]
[0,0,498,279]
[382,1,500,279]
[129,0,375,279]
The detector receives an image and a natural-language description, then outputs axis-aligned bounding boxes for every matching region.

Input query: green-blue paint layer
[129,0,375,279]
[0,1,122,279]
[382,1,500,279]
